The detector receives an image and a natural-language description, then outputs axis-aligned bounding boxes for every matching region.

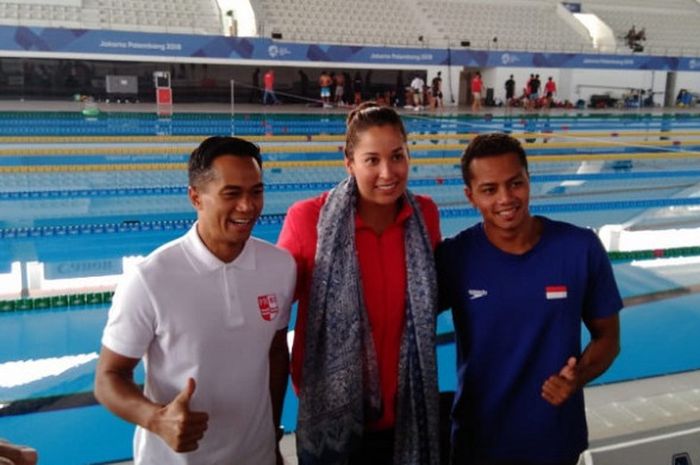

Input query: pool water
[2,111,700,464]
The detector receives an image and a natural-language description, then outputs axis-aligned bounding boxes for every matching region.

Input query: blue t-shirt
[436,217,623,464]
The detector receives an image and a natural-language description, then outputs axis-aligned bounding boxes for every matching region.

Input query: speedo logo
[468,289,488,300]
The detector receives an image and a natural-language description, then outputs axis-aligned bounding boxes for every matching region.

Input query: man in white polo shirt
[94,136,296,465]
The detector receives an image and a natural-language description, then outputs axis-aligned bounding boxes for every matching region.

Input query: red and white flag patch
[545,285,568,300]
[258,294,279,321]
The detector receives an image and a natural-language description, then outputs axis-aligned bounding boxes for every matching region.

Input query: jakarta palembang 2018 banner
[1,25,699,71]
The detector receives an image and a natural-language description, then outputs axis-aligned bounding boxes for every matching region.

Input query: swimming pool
[1,111,700,464]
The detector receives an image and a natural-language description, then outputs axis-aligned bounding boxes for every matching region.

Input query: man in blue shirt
[437,133,622,465]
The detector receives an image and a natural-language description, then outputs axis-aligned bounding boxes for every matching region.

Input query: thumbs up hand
[541,357,581,407]
[558,356,577,381]
[149,378,209,453]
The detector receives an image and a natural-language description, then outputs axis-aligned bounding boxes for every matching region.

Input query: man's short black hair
[460,133,528,186]
[188,136,262,188]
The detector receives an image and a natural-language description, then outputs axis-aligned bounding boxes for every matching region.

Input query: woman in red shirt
[278,102,442,465]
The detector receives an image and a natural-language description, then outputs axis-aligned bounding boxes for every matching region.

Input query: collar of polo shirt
[184,223,256,272]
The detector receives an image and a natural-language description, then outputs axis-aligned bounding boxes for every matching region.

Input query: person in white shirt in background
[410,75,426,110]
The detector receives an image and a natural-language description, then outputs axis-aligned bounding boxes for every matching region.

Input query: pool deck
[107,369,700,465]
[586,369,700,444]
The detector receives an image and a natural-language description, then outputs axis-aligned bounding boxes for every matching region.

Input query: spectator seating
[418,1,593,51]
[0,0,83,28]
[0,0,222,35]
[586,2,700,55]
[586,0,695,8]
[253,0,700,53]
[1,0,699,56]
[257,0,427,46]
[255,0,593,51]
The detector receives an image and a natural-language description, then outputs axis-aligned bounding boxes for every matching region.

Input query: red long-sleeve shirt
[277,193,441,430]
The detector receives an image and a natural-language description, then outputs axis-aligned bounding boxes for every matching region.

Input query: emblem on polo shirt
[257,294,279,321]
[545,285,568,300]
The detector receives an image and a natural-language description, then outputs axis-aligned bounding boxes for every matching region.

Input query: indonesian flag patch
[545,285,568,300]
[257,294,279,321]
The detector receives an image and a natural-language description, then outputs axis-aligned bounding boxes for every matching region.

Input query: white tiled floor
[586,370,700,444]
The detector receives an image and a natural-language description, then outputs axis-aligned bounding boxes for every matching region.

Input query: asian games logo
[501,53,519,65]
[268,44,291,59]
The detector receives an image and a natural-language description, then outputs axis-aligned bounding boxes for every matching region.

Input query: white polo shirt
[101,224,296,465]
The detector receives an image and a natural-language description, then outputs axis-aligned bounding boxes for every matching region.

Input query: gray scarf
[296,176,440,465]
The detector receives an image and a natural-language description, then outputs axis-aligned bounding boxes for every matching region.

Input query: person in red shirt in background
[545,76,557,108]
[470,71,483,112]
[278,102,442,465]
[262,68,279,105]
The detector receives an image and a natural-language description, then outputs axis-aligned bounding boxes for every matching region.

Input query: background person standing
[410,74,425,109]
[545,76,557,106]
[431,72,444,109]
[505,75,515,106]
[471,72,483,112]
[262,69,280,105]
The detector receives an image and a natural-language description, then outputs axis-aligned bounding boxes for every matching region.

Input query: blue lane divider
[0,186,188,200]
[440,197,700,218]
[1,123,700,136]
[0,114,699,136]
[2,197,700,239]
[5,142,700,168]
[531,170,700,182]
[0,214,277,239]
[3,170,700,200]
